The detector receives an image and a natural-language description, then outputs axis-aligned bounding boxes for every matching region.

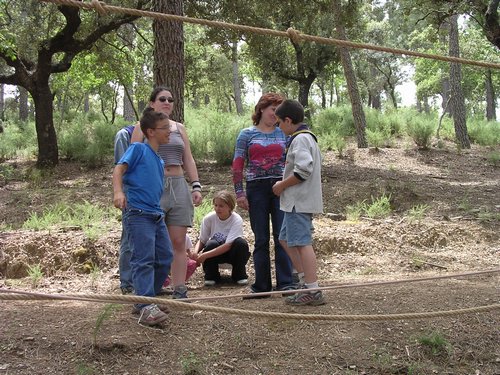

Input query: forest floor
[0,140,499,375]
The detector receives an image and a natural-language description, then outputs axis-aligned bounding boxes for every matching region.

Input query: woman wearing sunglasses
[131,86,203,300]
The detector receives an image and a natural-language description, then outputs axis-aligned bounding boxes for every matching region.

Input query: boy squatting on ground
[272,99,326,306]
[112,109,174,326]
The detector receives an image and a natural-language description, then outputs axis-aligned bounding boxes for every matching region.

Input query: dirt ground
[0,141,499,375]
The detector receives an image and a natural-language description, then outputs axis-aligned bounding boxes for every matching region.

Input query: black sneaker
[242,289,271,300]
[121,286,134,295]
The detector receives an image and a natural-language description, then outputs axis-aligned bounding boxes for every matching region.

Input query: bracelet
[191,181,202,192]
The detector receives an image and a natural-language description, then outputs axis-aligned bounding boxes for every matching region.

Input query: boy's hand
[272,181,285,196]
[113,192,127,209]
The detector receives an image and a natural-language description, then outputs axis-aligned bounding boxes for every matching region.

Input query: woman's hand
[192,191,203,206]
[236,196,249,211]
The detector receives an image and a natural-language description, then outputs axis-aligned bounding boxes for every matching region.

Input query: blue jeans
[118,217,133,289]
[247,179,293,292]
[123,208,173,308]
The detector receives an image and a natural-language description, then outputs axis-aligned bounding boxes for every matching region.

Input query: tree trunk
[83,94,89,113]
[32,85,58,167]
[153,0,185,123]
[231,41,244,115]
[19,86,29,121]
[123,84,136,122]
[332,0,367,148]
[441,78,452,117]
[0,84,4,120]
[298,76,316,121]
[485,69,496,121]
[369,65,381,110]
[448,14,470,149]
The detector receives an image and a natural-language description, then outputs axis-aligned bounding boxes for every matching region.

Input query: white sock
[298,272,305,283]
[305,281,319,290]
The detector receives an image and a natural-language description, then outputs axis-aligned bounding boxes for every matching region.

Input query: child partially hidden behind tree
[190,190,250,286]
[112,108,174,326]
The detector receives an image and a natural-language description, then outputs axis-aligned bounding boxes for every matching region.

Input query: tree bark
[298,75,316,119]
[448,14,470,149]
[153,0,185,123]
[231,41,243,115]
[123,85,136,122]
[441,77,452,117]
[332,0,367,148]
[83,94,90,113]
[19,86,29,121]
[485,69,496,121]
[0,84,4,121]
[32,85,58,167]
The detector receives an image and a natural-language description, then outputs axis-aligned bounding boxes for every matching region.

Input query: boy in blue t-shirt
[113,109,174,326]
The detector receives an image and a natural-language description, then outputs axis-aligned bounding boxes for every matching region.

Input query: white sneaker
[236,278,248,286]
[204,280,216,286]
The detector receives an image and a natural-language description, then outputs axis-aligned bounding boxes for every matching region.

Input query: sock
[305,281,319,290]
[298,272,305,284]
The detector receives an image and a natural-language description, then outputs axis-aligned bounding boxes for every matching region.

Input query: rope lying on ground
[1,268,498,321]
[37,0,500,70]
[0,289,498,321]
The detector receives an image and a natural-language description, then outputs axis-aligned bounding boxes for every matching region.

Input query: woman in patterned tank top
[131,86,202,300]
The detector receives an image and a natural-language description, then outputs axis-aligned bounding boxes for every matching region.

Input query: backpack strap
[124,125,135,138]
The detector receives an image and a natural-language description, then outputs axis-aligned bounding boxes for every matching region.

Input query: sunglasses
[158,96,174,103]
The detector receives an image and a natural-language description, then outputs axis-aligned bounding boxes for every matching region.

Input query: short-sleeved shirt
[118,143,165,214]
[199,212,244,245]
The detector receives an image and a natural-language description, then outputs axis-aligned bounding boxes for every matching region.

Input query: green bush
[467,119,500,146]
[59,117,119,167]
[367,128,392,149]
[318,131,347,157]
[364,194,392,219]
[406,117,435,149]
[0,120,38,160]
[312,105,355,137]
[187,107,247,165]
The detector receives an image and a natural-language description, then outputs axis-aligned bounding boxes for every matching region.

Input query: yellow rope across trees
[37,0,500,70]
[1,289,499,322]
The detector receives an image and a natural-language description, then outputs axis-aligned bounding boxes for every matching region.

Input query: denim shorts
[160,176,194,227]
[278,208,314,247]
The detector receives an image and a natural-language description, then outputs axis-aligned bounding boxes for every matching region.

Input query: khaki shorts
[160,176,194,227]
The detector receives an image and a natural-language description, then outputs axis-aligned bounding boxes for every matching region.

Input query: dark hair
[148,86,172,103]
[275,99,304,125]
[213,190,236,212]
[140,108,168,137]
[252,93,284,125]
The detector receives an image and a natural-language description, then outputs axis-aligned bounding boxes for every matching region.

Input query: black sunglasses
[158,96,174,103]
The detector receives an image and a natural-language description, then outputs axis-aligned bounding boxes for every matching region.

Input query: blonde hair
[212,190,236,212]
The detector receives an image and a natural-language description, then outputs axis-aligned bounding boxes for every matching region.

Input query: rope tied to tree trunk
[37,0,500,70]
[89,0,107,16]
[286,27,302,45]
